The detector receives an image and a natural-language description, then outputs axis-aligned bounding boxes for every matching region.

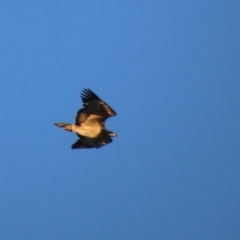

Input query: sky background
[0,1,240,239]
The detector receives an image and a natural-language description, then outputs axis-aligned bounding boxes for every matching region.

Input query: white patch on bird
[71,124,101,138]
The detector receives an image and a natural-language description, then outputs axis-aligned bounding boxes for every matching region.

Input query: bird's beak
[112,133,118,137]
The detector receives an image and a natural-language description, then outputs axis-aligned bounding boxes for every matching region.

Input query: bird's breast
[72,124,101,138]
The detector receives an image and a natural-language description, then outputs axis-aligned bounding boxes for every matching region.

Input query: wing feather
[75,109,104,126]
[71,136,113,149]
[81,88,116,117]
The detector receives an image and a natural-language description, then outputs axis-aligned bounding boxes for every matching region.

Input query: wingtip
[80,88,100,102]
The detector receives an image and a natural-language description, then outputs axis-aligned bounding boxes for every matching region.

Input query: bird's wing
[81,88,116,117]
[71,140,94,149]
[71,137,113,149]
[75,108,104,127]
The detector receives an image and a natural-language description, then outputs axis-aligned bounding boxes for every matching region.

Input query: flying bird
[54,88,117,149]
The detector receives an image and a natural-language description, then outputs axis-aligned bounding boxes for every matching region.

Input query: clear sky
[0,1,239,239]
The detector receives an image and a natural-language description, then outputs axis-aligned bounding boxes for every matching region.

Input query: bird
[54,88,117,149]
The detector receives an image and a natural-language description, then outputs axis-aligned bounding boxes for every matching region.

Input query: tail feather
[54,123,72,131]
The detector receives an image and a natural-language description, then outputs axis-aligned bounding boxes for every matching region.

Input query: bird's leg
[63,125,72,132]
[54,123,73,132]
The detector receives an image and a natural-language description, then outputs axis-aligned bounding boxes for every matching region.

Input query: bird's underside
[54,88,117,149]
[54,122,102,138]
[71,136,113,149]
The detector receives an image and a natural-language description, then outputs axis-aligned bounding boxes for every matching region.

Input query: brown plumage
[71,134,113,149]
[54,88,117,149]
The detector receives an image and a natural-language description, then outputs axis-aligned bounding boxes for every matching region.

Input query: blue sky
[0,1,239,239]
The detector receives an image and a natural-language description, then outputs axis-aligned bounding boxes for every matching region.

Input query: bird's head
[104,130,118,137]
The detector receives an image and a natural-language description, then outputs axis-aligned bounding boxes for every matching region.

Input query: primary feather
[81,88,116,116]
[71,136,113,149]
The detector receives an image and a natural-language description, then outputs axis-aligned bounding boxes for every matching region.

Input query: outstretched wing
[75,108,104,128]
[81,88,116,117]
[71,136,113,149]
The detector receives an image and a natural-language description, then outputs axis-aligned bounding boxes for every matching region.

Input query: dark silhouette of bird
[71,132,114,149]
[54,88,117,149]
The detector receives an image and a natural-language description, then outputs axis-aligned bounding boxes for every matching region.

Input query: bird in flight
[54,88,117,149]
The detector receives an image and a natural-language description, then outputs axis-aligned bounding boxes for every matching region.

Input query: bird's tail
[54,123,73,132]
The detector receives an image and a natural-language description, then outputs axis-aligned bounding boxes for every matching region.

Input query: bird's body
[54,88,117,149]
[54,121,102,138]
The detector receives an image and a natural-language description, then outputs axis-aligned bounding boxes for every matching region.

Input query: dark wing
[71,136,113,149]
[71,140,94,149]
[81,88,116,117]
[75,108,104,127]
